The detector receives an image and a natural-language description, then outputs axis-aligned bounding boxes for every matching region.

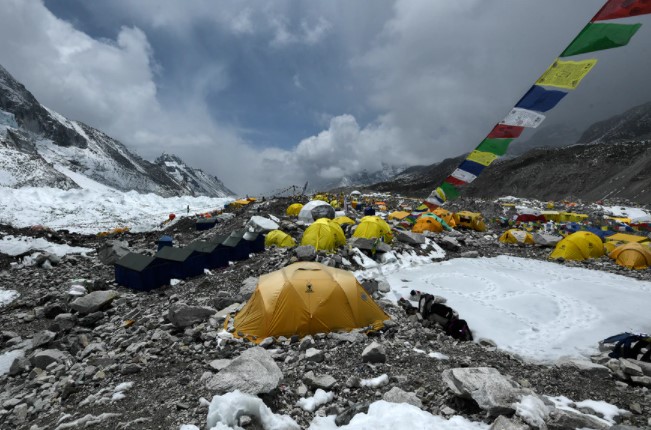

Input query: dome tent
[300,219,337,251]
[286,203,303,216]
[353,216,393,244]
[232,262,389,342]
[499,229,534,245]
[298,200,335,224]
[265,230,296,248]
[549,231,604,261]
[609,242,651,270]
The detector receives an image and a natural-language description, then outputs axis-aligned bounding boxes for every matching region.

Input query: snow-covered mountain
[0,64,234,197]
[324,163,406,190]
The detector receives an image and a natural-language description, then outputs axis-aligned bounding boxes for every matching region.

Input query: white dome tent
[298,200,335,224]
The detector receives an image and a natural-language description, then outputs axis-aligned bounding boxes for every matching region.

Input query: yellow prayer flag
[536,59,597,90]
[467,150,498,166]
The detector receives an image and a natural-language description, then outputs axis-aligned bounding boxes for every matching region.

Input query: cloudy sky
[1,0,650,194]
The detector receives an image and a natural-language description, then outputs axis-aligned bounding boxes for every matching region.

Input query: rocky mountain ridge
[0,65,234,197]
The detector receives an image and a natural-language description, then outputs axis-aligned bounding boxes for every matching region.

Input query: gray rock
[97,240,129,265]
[305,348,324,363]
[299,336,315,351]
[295,245,316,261]
[556,358,611,378]
[438,236,461,252]
[360,279,378,295]
[377,280,391,293]
[303,371,337,390]
[393,230,426,245]
[70,290,119,315]
[52,313,76,331]
[31,330,56,349]
[362,341,386,363]
[78,311,104,327]
[9,356,29,376]
[167,303,216,328]
[627,359,651,377]
[546,407,610,430]
[259,337,274,349]
[209,359,232,371]
[239,277,258,300]
[382,387,422,408]
[214,303,241,321]
[121,363,142,375]
[30,349,73,370]
[205,347,282,395]
[442,367,527,417]
[489,416,529,430]
[330,332,365,344]
[459,250,479,258]
[349,237,391,253]
[620,358,644,377]
[630,375,651,388]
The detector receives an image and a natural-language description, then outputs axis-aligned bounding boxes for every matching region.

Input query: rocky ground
[1,197,650,429]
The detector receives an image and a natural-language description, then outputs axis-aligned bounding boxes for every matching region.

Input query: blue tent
[115,253,171,291]
[187,235,230,269]
[155,246,207,279]
[221,230,250,261]
[157,235,173,251]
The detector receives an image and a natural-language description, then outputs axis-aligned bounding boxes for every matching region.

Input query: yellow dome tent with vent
[286,203,303,217]
[412,217,443,234]
[608,243,651,270]
[232,262,389,342]
[550,231,604,261]
[320,218,346,247]
[456,211,486,232]
[301,220,337,252]
[265,230,296,248]
[353,216,393,244]
[433,208,458,228]
[333,216,356,226]
[499,229,534,245]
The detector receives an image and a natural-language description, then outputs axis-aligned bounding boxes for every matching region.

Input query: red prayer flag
[487,124,525,139]
[592,0,651,21]
[444,175,467,187]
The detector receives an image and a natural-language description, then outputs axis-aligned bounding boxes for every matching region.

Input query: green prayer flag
[476,138,513,156]
[561,23,641,57]
[439,181,460,200]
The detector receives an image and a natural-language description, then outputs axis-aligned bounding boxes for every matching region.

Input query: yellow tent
[541,211,561,222]
[499,229,534,245]
[286,203,303,217]
[301,221,336,252]
[353,216,393,244]
[606,216,632,224]
[412,217,443,234]
[456,211,486,232]
[550,231,604,261]
[433,208,457,228]
[606,233,649,244]
[603,241,618,254]
[388,211,410,221]
[609,243,651,270]
[319,218,346,247]
[265,230,296,248]
[559,212,589,223]
[333,216,356,226]
[232,262,389,342]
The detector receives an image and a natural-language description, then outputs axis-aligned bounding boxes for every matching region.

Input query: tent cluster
[114,230,265,291]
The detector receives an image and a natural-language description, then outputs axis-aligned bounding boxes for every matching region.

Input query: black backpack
[445,317,473,341]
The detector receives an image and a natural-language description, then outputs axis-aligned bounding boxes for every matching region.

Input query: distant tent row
[115,230,264,291]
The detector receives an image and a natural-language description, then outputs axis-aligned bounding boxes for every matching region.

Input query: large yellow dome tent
[265,230,296,248]
[608,243,651,270]
[319,218,346,247]
[353,216,393,244]
[286,203,303,217]
[412,217,443,234]
[301,220,337,252]
[333,216,356,226]
[499,229,534,245]
[232,262,389,342]
[549,231,604,261]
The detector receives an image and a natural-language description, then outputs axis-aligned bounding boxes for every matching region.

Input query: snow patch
[296,389,335,412]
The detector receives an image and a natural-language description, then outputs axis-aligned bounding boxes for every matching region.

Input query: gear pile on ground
[0,196,650,429]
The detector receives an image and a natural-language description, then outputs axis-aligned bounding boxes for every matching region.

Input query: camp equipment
[298,200,335,224]
[499,229,535,245]
[232,262,389,342]
[549,231,604,261]
[265,230,296,248]
[353,216,393,244]
[609,242,651,270]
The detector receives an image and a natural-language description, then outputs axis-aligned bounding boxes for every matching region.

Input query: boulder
[305,348,324,363]
[70,290,119,315]
[239,277,258,301]
[489,416,529,430]
[97,240,129,265]
[303,371,337,390]
[205,347,282,395]
[442,367,527,416]
[393,230,426,245]
[295,245,316,261]
[31,330,56,349]
[167,303,216,328]
[382,387,422,408]
[349,237,391,253]
[546,407,610,430]
[438,236,461,252]
[620,358,644,377]
[30,349,73,369]
[362,341,386,363]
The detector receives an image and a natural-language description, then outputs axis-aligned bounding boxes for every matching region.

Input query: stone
[438,236,461,252]
[335,403,369,426]
[52,313,76,331]
[299,336,315,351]
[442,367,527,417]
[394,230,426,245]
[305,348,324,363]
[30,349,73,370]
[627,359,651,377]
[349,237,391,253]
[168,303,216,328]
[303,371,337,390]
[31,330,56,349]
[295,245,316,261]
[121,363,143,375]
[459,251,479,258]
[205,347,282,395]
[239,277,258,300]
[360,279,378,295]
[78,312,105,327]
[556,358,611,378]
[377,280,391,293]
[97,240,129,265]
[259,337,274,349]
[330,332,365,344]
[546,408,610,430]
[630,375,651,388]
[214,291,242,311]
[9,356,29,376]
[214,303,240,321]
[382,387,422,408]
[43,303,67,319]
[70,290,119,315]
[489,416,529,430]
[620,358,644,377]
[209,359,232,371]
[362,342,386,364]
